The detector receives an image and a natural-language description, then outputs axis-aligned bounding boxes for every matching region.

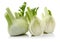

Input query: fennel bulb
[42,7,55,34]
[5,2,28,36]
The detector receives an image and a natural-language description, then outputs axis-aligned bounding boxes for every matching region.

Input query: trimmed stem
[25,12,31,22]
[15,12,21,19]
[27,7,33,21]
[5,13,13,27]
[44,7,52,16]
[44,7,49,16]
[6,8,15,22]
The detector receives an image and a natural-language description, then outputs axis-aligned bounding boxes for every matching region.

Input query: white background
[0,0,60,42]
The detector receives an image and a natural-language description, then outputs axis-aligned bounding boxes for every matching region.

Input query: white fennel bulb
[26,7,43,36]
[42,7,55,34]
[5,2,28,36]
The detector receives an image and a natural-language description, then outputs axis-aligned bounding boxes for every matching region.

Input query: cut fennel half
[26,7,43,36]
[42,7,55,34]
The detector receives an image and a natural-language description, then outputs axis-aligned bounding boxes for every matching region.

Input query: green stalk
[26,7,39,22]
[27,7,33,21]
[6,8,15,22]
[5,8,15,27]
[25,12,31,22]
[19,2,26,16]
[15,2,26,19]
[48,10,52,16]
[5,13,13,27]
[15,12,21,19]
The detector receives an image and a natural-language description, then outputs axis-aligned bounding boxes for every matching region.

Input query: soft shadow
[30,33,55,38]
[40,33,55,38]
[9,33,55,38]
[10,34,29,37]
